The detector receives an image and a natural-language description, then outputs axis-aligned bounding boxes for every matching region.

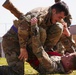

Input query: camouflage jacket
[17,6,66,49]
[31,22,76,73]
[3,6,75,73]
[13,6,75,60]
[31,23,74,73]
[17,6,52,48]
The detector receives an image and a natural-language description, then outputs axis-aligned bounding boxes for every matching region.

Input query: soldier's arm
[60,34,76,53]
[18,20,29,60]
[18,19,29,48]
[57,17,76,53]
[31,17,54,72]
[59,21,76,53]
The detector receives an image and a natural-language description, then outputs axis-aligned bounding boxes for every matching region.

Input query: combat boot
[2,0,23,20]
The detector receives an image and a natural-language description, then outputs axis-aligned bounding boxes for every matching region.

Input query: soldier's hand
[63,27,71,37]
[18,48,28,61]
[62,22,71,37]
[31,17,38,26]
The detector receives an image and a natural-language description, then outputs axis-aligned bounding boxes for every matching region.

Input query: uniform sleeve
[31,24,55,72]
[60,34,76,53]
[18,20,30,48]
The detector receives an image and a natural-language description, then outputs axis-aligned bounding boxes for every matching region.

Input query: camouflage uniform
[2,6,76,75]
[31,21,76,74]
[54,0,73,55]
[54,14,72,54]
[2,23,24,75]
[2,6,52,75]
[31,22,64,74]
[18,7,75,73]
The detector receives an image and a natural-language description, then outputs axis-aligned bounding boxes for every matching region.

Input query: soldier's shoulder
[29,6,49,13]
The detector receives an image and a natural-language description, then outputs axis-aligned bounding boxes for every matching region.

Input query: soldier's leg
[1,37,24,75]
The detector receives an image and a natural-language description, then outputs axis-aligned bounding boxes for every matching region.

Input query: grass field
[0,57,76,75]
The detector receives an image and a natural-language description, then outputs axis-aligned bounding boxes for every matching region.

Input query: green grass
[0,57,38,75]
[24,62,38,74]
[0,58,8,65]
[0,57,76,75]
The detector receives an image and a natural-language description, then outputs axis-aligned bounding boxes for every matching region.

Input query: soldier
[30,23,76,73]
[53,0,73,54]
[30,15,76,74]
[30,1,76,74]
[55,0,72,27]
[0,1,75,75]
[18,1,76,74]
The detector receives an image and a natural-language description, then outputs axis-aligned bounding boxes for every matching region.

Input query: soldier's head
[48,1,69,23]
[71,53,76,70]
[54,1,72,27]
[61,52,76,71]
[55,0,61,3]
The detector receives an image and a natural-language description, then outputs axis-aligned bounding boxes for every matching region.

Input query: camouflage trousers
[2,29,24,75]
